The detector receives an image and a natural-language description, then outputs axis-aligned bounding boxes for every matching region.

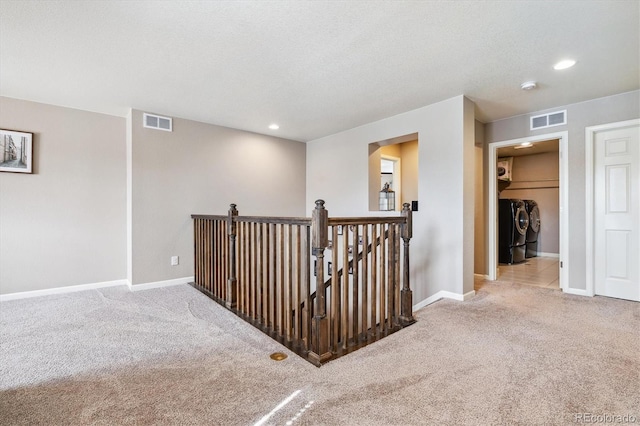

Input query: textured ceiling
[1,1,638,142]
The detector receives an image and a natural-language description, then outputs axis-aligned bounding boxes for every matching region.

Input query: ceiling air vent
[143,113,172,132]
[530,110,566,131]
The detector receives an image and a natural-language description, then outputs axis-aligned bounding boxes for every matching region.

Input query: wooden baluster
[194,219,199,287]
[341,224,349,348]
[293,225,306,344]
[214,220,218,296]
[213,220,218,296]
[309,200,331,365]
[259,223,265,325]
[387,222,395,330]
[278,223,283,338]
[379,223,387,333]
[351,224,359,341]
[207,220,210,291]
[244,222,249,316]
[251,222,257,321]
[304,225,311,351]
[331,225,339,352]
[371,223,378,336]
[292,225,302,343]
[215,220,219,296]
[361,224,369,339]
[394,223,401,324]
[265,223,272,331]
[215,219,220,297]
[221,219,225,299]
[285,224,291,342]
[237,221,243,313]
[272,223,278,336]
[226,205,238,309]
[399,203,415,326]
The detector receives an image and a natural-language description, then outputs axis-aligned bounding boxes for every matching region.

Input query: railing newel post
[226,203,238,310]
[399,203,415,325]
[309,199,332,365]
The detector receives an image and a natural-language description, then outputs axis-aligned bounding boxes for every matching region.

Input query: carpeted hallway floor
[1,280,638,425]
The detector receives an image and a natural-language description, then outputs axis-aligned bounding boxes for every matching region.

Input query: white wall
[307,95,476,305]
[485,90,640,291]
[129,109,306,285]
[0,97,127,294]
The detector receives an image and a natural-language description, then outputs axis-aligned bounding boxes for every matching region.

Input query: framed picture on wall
[0,129,33,173]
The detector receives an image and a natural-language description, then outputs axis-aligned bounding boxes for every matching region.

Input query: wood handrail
[328,217,405,225]
[235,216,311,225]
[192,214,311,226]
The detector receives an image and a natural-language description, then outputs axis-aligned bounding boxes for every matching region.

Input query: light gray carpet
[1,281,638,425]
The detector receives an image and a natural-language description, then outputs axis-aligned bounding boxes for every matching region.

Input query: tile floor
[492,256,560,290]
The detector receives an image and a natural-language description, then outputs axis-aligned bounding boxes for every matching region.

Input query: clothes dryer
[524,200,540,258]
[499,199,529,264]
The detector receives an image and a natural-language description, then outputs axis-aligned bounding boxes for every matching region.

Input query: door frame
[585,119,640,297]
[487,131,568,292]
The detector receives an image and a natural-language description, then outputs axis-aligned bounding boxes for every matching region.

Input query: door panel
[594,124,639,301]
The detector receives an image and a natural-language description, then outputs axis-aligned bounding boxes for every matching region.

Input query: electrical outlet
[171,256,179,266]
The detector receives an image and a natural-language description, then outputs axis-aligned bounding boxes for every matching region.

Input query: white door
[594,122,640,301]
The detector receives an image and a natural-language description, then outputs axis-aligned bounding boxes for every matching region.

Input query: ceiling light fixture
[553,59,576,70]
[514,142,533,150]
[521,81,537,90]
[268,124,279,130]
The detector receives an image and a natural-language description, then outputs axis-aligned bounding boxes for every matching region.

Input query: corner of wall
[462,97,476,294]
[126,109,133,284]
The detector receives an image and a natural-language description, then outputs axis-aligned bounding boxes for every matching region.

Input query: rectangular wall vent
[530,110,566,130]
[143,113,172,132]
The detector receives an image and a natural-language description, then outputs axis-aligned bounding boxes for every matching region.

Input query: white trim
[488,131,569,295]
[563,287,592,297]
[0,279,128,302]
[413,290,476,311]
[126,109,133,285]
[474,273,489,279]
[585,119,640,298]
[128,276,193,291]
[537,252,560,259]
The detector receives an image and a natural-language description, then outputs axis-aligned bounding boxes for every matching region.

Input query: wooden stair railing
[191,200,414,366]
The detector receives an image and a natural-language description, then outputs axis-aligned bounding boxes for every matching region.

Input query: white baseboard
[413,289,476,311]
[0,279,128,302]
[128,276,193,291]
[562,287,592,297]
[538,252,560,258]
[474,273,489,280]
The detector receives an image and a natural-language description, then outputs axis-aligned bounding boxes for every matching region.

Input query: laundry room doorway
[487,131,568,291]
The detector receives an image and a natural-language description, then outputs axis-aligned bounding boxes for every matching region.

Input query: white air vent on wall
[143,113,172,132]
[530,110,566,130]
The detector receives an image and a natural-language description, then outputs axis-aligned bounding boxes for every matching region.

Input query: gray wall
[0,98,306,294]
[129,110,306,285]
[0,97,127,294]
[485,90,640,291]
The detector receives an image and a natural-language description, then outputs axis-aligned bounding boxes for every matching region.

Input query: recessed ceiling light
[268,123,279,130]
[521,81,537,90]
[553,59,576,70]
